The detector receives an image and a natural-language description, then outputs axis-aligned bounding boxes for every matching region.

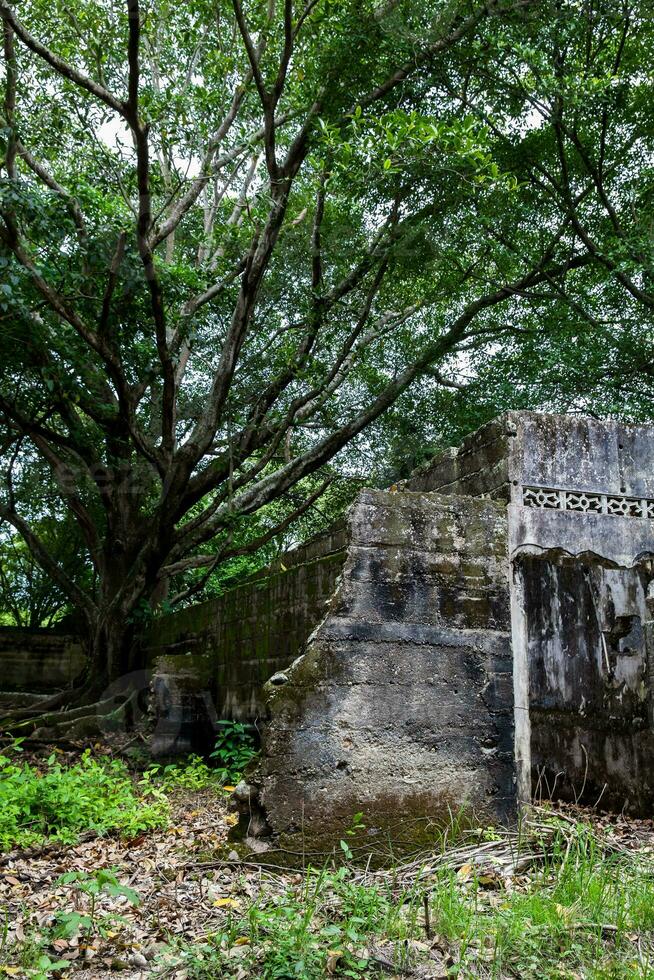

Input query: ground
[2,743,654,979]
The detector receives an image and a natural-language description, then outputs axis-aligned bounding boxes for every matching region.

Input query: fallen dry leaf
[326,949,344,974]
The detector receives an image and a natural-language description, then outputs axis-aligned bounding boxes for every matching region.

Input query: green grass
[429,839,654,977]
[171,823,654,979]
[3,744,653,977]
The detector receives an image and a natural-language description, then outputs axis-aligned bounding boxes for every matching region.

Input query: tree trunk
[89,526,157,689]
[85,612,137,698]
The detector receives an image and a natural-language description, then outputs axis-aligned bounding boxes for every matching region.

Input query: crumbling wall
[507,413,654,813]
[410,411,654,813]
[0,627,85,695]
[7,411,651,826]
[520,554,654,811]
[143,528,347,754]
[241,489,515,857]
[405,415,513,500]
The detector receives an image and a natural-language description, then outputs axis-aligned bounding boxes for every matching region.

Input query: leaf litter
[3,746,654,978]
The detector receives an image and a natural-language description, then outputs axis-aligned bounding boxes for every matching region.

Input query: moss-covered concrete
[238,490,515,858]
[144,528,348,755]
[0,628,85,693]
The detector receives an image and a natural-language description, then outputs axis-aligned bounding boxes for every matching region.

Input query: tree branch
[167,476,332,605]
[0,1,124,115]
[2,19,16,178]
[0,499,96,620]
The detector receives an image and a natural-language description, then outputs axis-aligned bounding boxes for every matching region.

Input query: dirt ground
[1,785,245,977]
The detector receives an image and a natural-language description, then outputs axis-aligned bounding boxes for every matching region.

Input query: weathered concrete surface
[0,627,85,693]
[521,555,654,812]
[407,410,654,508]
[241,490,515,856]
[406,416,512,500]
[144,529,347,754]
[410,411,654,814]
[513,412,654,499]
[504,414,654,812]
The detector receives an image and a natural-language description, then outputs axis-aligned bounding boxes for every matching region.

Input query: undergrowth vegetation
[0,747,168,851]
[143,721,258,792]
[0,723,257,852]
[173,823,654,979]
[3,740,653,977]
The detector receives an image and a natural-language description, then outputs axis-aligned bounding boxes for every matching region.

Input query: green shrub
[210,720,258,780]
[0,746,168,851]
[141,722,258,794]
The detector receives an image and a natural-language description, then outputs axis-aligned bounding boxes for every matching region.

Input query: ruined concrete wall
[411,411,654,813]
[0,627,85,694]
[143,528,348,754]
[405,415,513,500]
[243,489,515,857]
[513,411,654,503]
[519,555,654,812]
[507,413,654,813]
[406,410,654,508]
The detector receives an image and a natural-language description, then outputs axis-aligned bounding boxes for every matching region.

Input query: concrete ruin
[405,411,654,815]
[144,527,348,755]
[0,627,85,700]
[243,489,515,855]
[234,411,654,853]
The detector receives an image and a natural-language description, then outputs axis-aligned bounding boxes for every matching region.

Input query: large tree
[0,0,648,714]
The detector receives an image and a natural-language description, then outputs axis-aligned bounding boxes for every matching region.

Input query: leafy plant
[55,869,140,937]
[0,746,168,851]
[339,812,366,862]
[142,755,221,793]
[15,951,69,980]
[209,721,258,782]
[0,925,69,980]
[140,723,257,794]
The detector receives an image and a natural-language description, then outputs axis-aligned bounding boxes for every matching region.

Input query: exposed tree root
[1,690,139,741]
[0,671,113,728]
[1,688,82,723]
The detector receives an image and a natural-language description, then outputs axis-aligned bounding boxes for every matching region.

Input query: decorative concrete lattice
[523,486,654,519]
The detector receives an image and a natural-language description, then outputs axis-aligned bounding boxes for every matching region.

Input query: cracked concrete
[409,412,654,814]
[240,413,654,851]
[239,490,515,856]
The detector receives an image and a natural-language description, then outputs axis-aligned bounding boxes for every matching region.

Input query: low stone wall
[240,489,516,858]
[0,627,85,694]
[143,528,348,754]
[406,415,512,500]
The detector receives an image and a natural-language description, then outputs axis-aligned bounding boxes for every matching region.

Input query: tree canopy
[0,0,652,693]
